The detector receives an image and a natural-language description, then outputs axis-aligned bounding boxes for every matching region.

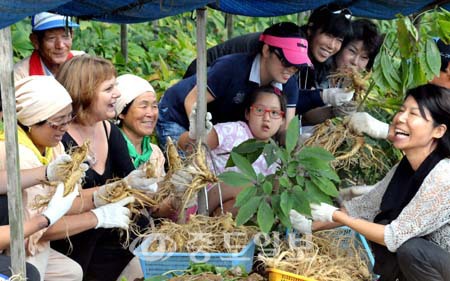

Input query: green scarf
[121,131,153,168]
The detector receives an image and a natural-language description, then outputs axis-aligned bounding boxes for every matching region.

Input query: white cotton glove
[188,103,213,139]
[93,181,119,207]
[310,203,339,222]
[332,101,357,117]
[348,112,389,139]
[46,154,89,183]
[289,210,312,234]
[339,185,375,201]
[170,169,193,193]
[91,196,134,229]
[320,88,354,106]
[123,169,159,192]
[42,183,79,226]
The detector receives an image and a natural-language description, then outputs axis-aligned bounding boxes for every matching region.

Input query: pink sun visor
[259,34,313,68]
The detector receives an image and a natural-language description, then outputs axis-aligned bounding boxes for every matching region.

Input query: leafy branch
[218,118,340,233]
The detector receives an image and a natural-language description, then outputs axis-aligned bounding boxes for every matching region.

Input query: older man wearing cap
[156,21,312,149]
[13,12,84,81]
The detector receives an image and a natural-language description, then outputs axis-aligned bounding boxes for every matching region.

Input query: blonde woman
[53,55,156,281]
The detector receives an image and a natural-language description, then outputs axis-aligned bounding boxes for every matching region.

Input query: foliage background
[10,8,449,185]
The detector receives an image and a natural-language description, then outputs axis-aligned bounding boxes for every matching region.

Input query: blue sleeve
[206,57,238,99]
[283,77,299,108]
[296,88,325,115]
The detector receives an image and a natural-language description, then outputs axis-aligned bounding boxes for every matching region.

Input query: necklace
[74,123,98,166]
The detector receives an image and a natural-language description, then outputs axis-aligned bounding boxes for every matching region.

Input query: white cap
[116,74,155,115]
[32,12,79,31]
[15,76,72,126]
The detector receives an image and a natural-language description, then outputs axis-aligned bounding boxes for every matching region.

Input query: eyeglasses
[250,105,285,119]
[272,49,297,70]
[46,114,76,130]
[332,8,352,20]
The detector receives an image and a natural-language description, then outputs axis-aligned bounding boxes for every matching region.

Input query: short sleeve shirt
[210,121,278,176]
[159,53,299,129]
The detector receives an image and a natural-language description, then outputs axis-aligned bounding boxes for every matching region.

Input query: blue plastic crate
[134,236,255,278]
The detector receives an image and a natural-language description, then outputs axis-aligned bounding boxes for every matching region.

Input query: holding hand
[170,169,193,193]
[46,154,89,182]
[188,103,213,139]
[42,183,79,226]
[320,88,354,106]
[348,112,389,139]
[310,203,338,222]
[289,210,312,234]
[339,185,375,201]
[332,101,357,117]
[91,196,134,229]
[123,169,159,192]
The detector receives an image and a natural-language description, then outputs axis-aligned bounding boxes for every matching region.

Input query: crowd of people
[0,4,449,281]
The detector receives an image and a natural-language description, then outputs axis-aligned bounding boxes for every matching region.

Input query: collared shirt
[159,53,298,129]
[249,54,283,90]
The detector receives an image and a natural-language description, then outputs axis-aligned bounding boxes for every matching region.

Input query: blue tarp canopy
[1,0,449,29]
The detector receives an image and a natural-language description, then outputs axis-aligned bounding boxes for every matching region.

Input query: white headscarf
[115,74,155,115]
[15,76,72,126]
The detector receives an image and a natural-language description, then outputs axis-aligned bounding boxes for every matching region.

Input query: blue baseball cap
[31,12,79,32]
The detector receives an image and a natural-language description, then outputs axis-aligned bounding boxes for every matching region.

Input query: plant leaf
[231,152,257,180]
[314,167,340,183]
[236,196,262,226]
[225,139,265,167]
[426,38,441,77]
[298,146,334,161]
[287,160,299,178]
[310,175,339,197]
[263,141,279,166]
[235,186,258,207]
[278,175,290,188]
[257,200,275,233]
[280,191,294,217]
[292,187,311,216]
[262,181,273,195]
[305,180,333,204]
[218,171,253,187]
[286,117,299,154]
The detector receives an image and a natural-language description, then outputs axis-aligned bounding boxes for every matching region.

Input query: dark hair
[243,86,287,115]
[307,4,353,41]
[437,39,450,72]
[257,22,305,53]
[341,19,383,70]
[407,84,450,157]
[116,101,133,127]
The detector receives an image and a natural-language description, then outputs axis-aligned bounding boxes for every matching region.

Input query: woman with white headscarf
[0,76,132,281]
[115,74,180,281]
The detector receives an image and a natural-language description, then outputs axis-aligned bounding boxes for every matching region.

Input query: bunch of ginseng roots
[146,213,258,253]
[97,137,219,238]
[34,141,90,208]
[259,229,372,281]
[303,68,389,182]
